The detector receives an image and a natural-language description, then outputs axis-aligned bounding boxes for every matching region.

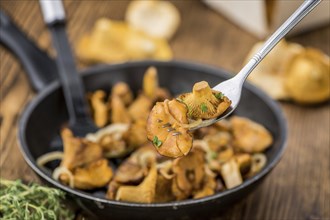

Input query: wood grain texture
[0,1,329,219]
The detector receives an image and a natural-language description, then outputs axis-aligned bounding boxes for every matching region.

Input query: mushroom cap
[60,128,103,170]
[154,174,175,202]
[147,99,193,158]
[178,81,231,119]
[111,82,133,106]
[246,40,303,100]
[128,94,153,121]
[76,18,172,64]
[114,145,157,184]
[123,119,148,148]
[172,148,205,196]
[193,172,217,199]
[73,159,113,190]
[125,0,180,40]
[115,164,157,203]
[285,48,330,104]
[230,116,273,153]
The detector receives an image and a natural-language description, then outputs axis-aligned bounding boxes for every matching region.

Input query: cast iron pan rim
[18,60,288,208]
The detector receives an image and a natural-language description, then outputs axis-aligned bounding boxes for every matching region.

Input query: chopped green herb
[214,92,224,99]
[210,151,218,160]
[201,103,208,113]
[153,136,162,148]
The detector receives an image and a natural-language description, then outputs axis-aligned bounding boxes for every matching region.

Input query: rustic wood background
[0,1,329,219]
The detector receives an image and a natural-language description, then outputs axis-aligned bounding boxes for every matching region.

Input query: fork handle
[235,0,322,83]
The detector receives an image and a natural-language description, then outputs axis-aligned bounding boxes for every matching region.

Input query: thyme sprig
[0,179,74,220]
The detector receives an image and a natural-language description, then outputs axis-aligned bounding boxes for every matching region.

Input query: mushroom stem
[192,81,213,98]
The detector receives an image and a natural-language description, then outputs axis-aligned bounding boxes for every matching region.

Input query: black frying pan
[0,10,287,220]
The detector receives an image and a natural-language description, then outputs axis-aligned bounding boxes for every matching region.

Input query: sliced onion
[52,166,74,188]
[85,123,129,142]
[36,151,64,168]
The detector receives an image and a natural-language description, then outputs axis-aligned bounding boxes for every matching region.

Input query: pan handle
[0,10,58,92]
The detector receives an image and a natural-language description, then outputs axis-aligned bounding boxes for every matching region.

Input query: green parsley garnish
[214,92,224,99]
[153,136,162,148]
[201,103,208,113]
[209,151,218,160]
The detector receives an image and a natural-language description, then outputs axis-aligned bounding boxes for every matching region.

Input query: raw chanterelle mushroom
[147,99,193,158]
[178,81,231,120]
[284,48,330,104]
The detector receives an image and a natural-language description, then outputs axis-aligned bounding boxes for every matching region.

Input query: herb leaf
[209,151,218,160]
[0,179,74,220]
[201,103,208,113]
[214,92,224,99]
[153,136,162,148]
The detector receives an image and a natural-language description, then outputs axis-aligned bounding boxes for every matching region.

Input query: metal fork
[190,0,322,130]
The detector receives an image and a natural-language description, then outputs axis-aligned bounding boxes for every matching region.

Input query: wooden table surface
[0,1,329,219]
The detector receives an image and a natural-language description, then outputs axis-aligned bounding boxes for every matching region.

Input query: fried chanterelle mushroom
[147,99,193,158]
[230,116,273,153]
[147,80,231,158]
[56,128,112,190]
[178,81,231,120]
[171,148,205,200]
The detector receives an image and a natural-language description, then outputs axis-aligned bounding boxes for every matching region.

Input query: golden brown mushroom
[285,48,330,104]
[230,116,273,153]
[142,66,171,101]
[111,95,131,123]
[106,180,122,200]
[171,148,205,200]
[147,99,193,158]
[248,153,267,176]
[113,145,157,184]
[178,81,231,120]
[111,82,133,106]
[143,66,159,99]
[235,154,252,176]
[60,128,103,170]
[115,164,157,203]
[128,94,153,121]
[123,119,148,149]
[193,172,217,199]
[72,159,113,190]
[85,124,130,158]
[90,90,108,127]
[154,174,175,202]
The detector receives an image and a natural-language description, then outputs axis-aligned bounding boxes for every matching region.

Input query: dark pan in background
[0,11,287,220]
